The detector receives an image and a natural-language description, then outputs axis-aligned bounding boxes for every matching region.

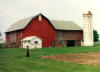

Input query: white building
[21,36,42,49]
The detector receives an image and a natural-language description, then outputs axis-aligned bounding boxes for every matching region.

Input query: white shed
[21,36,42,49]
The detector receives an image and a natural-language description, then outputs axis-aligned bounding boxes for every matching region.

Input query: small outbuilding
[21,36,42,49]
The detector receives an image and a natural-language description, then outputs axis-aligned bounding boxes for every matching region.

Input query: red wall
[16,31,23,41]
[6,32,10,42]
[23,15,55,47]
[6,30,23,42]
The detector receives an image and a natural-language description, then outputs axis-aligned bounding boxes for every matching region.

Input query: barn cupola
[39,14,42,21]
[83,11,94,46]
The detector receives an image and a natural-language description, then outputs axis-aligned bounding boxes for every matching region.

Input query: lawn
[1,44,100,72]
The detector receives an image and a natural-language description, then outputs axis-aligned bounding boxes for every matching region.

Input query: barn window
[39,15,42,21]
[28,41,30,43]
[24,41,26,44]
[34,41,38,44]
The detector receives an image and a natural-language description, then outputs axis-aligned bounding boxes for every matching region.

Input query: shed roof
[21,36,41,41]
[6,14,82,32]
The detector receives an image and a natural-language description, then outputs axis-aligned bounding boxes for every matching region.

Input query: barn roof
[6,16,34,32]
[6,14,82,32]
[51,20,82,30]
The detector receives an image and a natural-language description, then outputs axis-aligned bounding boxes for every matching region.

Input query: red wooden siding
[55,30,83,40]
[23,15,55,47]
[6,30,23,42]
[16,31,23,41]
[6,32,10,42]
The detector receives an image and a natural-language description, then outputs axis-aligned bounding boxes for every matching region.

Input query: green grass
[1,44,100,72]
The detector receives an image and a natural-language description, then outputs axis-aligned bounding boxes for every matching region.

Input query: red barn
[5,14,83,48]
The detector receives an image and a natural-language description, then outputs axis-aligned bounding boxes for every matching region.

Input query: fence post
[26,46,30,57]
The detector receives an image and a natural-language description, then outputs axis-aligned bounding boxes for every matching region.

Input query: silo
[83,11,94,46]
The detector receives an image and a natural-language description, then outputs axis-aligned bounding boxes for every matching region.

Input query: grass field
[1,44,100,72]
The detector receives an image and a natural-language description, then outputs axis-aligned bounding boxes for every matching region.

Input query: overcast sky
[0,0,100,40]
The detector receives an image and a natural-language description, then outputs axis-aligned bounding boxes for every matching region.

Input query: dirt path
[41,52,100,65]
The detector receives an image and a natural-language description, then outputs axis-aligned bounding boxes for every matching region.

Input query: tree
[93,30,99,42]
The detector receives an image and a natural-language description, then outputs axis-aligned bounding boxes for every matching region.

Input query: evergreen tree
[93,30,99,42]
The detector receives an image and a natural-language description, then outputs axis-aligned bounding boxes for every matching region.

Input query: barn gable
[23,14,55,47]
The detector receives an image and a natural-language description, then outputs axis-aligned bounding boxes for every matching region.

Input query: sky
[0,0,100,40]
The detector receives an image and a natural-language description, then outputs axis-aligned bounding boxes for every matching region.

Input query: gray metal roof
[51,20,82,30]
[6,15,82,32]
[6,16,34,32]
